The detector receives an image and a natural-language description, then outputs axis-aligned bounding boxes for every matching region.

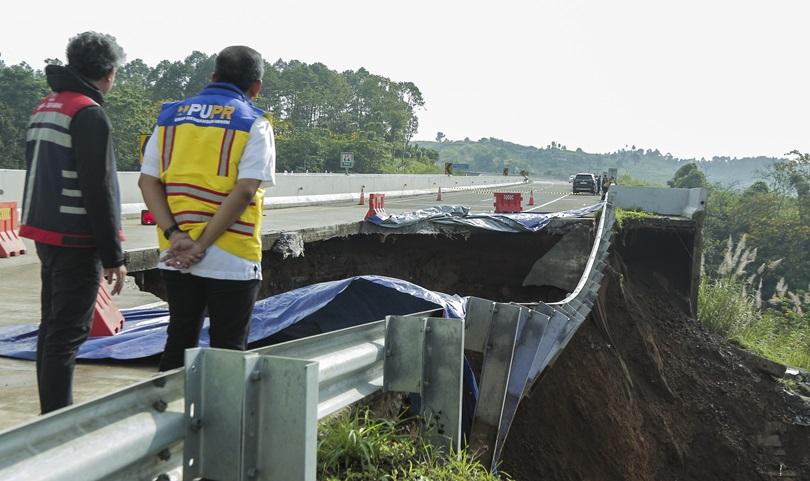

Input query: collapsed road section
[0,186,808,480]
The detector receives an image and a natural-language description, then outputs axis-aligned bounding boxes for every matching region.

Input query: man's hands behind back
[160,231,205,270]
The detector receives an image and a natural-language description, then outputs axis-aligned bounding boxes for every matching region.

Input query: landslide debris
[501,248,810,481]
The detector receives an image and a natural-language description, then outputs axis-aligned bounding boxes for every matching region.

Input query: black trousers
[36,243,101,414]
[158,270,260,371]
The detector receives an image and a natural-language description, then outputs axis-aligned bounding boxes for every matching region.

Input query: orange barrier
[140,210,156,225]
[0,201,26,258]
[364,193,386,219]
[493,192,523,213]
[90,281,125,336]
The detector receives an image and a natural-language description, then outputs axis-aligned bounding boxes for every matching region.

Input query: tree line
[417,137,781,187]
[0,52,439,173]
[668,152,810,318]
[669,156,810,369]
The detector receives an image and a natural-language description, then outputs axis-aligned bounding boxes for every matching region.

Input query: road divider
[0,201,25,258]
[364,193,386,220]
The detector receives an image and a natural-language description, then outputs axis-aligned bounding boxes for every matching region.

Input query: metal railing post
[183,348,261,481]
[256,356,319,481]
[468,303,522,466]
[384,315,465,452]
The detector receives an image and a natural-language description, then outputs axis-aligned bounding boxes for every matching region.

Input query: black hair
[66,31,125,80]
[214,46,264,93]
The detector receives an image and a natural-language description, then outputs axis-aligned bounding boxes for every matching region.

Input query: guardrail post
[492,307,550,465]
[384,315,465,453]
[256,355,319,481]
[184,349,319,481]
[184,348,260,481]
[467,302,521,469]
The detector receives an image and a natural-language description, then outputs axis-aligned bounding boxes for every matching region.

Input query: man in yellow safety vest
[138,46,275,371]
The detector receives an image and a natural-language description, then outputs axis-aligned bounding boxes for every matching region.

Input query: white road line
[525,193,570,212]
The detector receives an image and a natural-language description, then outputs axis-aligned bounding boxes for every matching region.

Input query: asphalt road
[343,180,600,215]
[0,178,600,429]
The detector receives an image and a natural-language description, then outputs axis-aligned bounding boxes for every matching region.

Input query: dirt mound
[501,241,810,480]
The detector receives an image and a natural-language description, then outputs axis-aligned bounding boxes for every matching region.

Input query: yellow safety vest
[155,83,266,261]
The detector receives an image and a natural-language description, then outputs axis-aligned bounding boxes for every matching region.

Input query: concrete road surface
[0,179,600,430]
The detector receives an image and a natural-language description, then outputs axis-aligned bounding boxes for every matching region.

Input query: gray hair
[214,46,264,93]
[66,32,125,80]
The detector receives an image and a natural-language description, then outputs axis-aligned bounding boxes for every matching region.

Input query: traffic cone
[436,186,443,201]
[358,186,365,205]
[528,190,535,206]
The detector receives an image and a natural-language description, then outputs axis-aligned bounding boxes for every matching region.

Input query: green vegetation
[415,138,779,188]
[694,151,810,371]
[318,408,511,481]
[616,175,662,187]
[668,162,707,188]
[0,53,438,173]
[699,277,810,370]
[614,208,655,229]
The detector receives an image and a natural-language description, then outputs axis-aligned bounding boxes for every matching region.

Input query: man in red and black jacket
[19,32,127,414]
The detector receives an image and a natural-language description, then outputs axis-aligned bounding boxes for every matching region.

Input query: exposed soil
[259,231,570,303]
[501,226,810,481]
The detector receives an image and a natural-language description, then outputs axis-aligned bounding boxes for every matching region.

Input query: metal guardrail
[0,370,184,481]
[462,196,617,469]
[0,309,449,481]
[0,187,703,479]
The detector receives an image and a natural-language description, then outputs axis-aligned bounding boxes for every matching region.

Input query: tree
[668,162,707,188]
[436,132,446,143]
[0,52,436,173]
[0,61,47,168]
[773,150,810,225]
[745,181,769,195]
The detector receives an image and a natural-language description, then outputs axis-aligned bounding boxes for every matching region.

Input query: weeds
[614,208,654,230]
[698,277,759,336]
[698,235,810,370]
[318,407,511,481]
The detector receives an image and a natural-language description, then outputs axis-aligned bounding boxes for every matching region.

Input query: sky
[2,0,808,159]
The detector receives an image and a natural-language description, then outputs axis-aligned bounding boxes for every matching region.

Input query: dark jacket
[19,65,124,268]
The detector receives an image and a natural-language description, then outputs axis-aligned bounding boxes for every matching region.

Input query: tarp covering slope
[366,203,603,232]
[0,276,465,361]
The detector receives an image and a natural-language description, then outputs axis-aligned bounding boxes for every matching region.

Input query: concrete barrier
[610,186,707,219]
[1,169,527,217]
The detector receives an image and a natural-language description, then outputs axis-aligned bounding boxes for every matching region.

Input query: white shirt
[140,117,275,280]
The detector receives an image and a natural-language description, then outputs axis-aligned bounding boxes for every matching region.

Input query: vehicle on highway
[568,174,575,183]
[572,173,598,194]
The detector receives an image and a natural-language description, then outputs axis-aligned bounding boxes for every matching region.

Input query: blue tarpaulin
[366,203,603,232]
[0,275,465,361]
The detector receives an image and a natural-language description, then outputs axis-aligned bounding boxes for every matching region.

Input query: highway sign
[340,152,354,168]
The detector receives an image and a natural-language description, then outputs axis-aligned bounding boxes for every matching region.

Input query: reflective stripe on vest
[173,210,256,236]
[19,91,116,248]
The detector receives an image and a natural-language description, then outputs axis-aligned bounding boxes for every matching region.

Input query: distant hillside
[414,138,779,187]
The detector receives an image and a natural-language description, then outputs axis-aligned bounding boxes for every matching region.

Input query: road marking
[525,194,570,212]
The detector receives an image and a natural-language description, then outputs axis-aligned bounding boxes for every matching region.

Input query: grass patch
[614,208,655,229]
[698,277,810,370]
[318,407,511,481]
